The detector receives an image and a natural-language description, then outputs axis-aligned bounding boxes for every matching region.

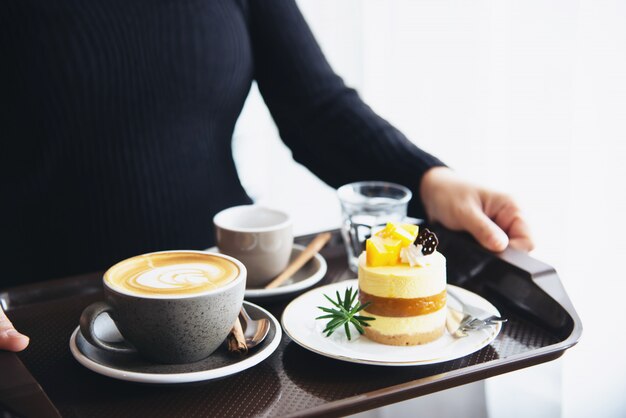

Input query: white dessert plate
[281,280,502,366]
[69,301,282,384]
[205,244,327,300]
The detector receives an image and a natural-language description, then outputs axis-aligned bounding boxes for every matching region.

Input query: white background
[233,1,626,417]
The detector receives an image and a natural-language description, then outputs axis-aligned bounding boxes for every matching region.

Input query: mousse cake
[358,223,447,345]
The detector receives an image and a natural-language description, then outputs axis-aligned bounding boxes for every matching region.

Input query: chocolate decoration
[415,228,438,255]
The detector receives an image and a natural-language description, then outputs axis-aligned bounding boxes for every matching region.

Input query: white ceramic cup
[213,205,293,287]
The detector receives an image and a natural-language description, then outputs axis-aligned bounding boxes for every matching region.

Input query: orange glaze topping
[358,289,447,317]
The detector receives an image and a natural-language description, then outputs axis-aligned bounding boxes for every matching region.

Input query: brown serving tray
[1,227,582,418]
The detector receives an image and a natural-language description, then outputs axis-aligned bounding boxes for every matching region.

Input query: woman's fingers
[506,216,535,252]
[486,193,534,252]
[0,307,29,352]
[463,206,509,252]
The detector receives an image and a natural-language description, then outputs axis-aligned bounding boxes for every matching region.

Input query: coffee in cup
[80,251,246,364]
[213,205,293,287]
[104,251,239,296]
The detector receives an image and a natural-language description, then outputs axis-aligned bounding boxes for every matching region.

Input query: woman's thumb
[0,308,29,352]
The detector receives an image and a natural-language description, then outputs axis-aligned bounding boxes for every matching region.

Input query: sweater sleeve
[248,0,446,218]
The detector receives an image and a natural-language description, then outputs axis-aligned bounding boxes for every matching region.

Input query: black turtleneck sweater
[0,0,444,287]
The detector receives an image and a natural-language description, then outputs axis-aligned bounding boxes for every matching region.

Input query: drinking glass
[337,181,413,272]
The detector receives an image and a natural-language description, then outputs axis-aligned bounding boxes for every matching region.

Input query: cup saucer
[205,244,328,301]
[69,301,281,384]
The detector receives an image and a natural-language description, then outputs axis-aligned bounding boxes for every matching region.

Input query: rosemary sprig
[315,287,375,340]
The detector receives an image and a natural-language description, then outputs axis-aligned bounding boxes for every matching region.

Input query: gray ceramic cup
[214,205,293,287]
[79,251,246,364]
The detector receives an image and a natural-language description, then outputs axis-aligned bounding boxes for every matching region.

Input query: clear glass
[337,181,413,272]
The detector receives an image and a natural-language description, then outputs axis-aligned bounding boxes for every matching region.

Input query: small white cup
[213,205,293,287]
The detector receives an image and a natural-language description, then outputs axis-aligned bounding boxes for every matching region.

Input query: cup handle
[79,301,136,354]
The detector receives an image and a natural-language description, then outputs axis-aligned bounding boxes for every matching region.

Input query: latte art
[105,252,239,296]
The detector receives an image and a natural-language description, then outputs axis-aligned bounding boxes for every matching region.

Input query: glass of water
[337,181,413,272]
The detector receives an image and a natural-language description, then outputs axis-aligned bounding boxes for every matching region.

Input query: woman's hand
[0,306,29,351]
[420,167,534,252]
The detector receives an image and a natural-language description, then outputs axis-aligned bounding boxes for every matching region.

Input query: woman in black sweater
[0,0,532,351]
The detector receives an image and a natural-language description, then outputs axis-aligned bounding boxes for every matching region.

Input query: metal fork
[447,308,505,338]
[446,287,507,337]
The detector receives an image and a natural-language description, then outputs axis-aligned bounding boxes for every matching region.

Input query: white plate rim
[69,301,282,384]
[281,280,502,366]
[205,244,328,298]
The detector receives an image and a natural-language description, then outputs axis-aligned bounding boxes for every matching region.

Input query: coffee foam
[105,252,239,296]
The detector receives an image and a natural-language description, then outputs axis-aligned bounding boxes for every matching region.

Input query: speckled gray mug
[214,205,293,287]
[79,250,246,364]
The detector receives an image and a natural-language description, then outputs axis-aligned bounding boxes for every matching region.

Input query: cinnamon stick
[265,232,331,289]
[227,317,248,354]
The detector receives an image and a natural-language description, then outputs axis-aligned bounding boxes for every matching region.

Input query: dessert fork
[446,287,507,337]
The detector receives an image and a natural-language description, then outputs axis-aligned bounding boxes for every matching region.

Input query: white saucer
[69,301,282,384]
[281,280,502,366]
[205,244,327,300]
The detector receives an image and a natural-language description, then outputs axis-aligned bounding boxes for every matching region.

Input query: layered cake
[358,223,447,345]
